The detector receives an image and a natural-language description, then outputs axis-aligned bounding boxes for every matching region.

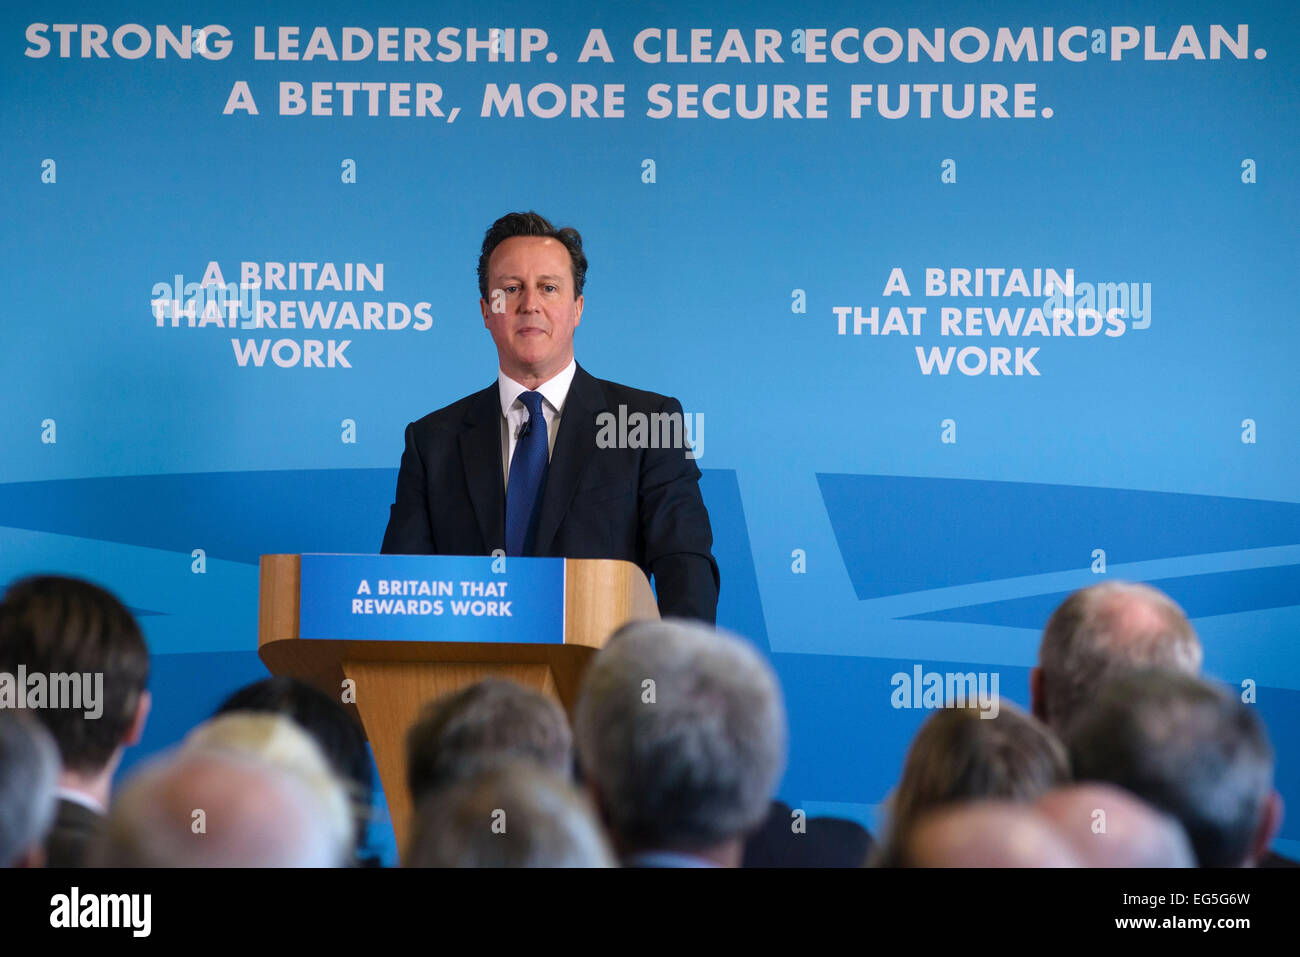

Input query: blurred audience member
[0,575,150,867]
[900,802,1080,867]
[1067,669,1281,867]
[179,712,354,859]
[575,619,786,867]
[216,676,376,864]
[743,799,873,868]
[873,702,1069,866]
[1032,581,1199,735]
[1038,783,1194,867]
[0,712,60,867]
[97,744,349,867]
[406,678,573,804]
[405,762,613,867]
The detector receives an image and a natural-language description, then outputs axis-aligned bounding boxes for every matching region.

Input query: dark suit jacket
[381,364,719,622]
[44,798,102,868]
[742,800,875,868]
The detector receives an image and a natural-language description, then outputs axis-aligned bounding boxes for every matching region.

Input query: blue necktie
[505,391,549,556]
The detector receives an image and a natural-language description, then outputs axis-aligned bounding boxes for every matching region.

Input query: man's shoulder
[580,367,680,413]
[45,798,103,867]
[406,383,497,434]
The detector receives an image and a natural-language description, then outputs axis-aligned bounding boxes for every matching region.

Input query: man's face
[480,235,583,384]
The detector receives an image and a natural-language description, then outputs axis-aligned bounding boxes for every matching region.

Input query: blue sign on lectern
[298,554,566,644]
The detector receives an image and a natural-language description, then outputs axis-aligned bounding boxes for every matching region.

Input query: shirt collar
[55,786,106,815]
[497,358,577,418]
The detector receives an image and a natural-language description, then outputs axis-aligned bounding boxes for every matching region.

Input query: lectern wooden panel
[256,554,659,856]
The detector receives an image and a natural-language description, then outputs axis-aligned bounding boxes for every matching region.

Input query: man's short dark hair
[1067,669,1274,867]
[477,211,588,299]
[215,676,374,861]
[406,679,573,804]
[0,576,149,773]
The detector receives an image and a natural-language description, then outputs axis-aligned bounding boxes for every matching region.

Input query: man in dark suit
[742,800,874,868]
[0,576,151,868]
[381,211,718,622]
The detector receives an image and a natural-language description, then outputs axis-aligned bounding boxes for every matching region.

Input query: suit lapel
[459,384,507,553]
[532,364,604,555]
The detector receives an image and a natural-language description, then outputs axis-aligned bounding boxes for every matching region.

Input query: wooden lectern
[257,554,659,855]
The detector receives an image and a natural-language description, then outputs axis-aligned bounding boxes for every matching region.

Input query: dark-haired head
[0,575,150,774]
[477,211,587,299]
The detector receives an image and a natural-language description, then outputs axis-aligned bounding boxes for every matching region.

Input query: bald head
[903,802,1081,867]
[99,750,347,867]
[1038,784,1194,867]
[1035,581,1200,733]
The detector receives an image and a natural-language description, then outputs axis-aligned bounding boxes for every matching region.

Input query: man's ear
[480,297,490,326]
[124,690,151,747]
[1247,790,1283,866]
[573,293,583,327]
[1029,667,1047,723]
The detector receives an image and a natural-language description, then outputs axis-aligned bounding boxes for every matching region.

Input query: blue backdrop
[3,1,1297,863]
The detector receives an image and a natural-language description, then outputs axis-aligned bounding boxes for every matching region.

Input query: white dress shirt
[55,786,106,815]
[497,358,577,490]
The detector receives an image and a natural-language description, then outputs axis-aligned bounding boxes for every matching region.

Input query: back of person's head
[1038,784,1195,867]
[1066,669,1279,867]
[215,676,372,858]
[1036,581,1200,733]
[405,762,614,867]
[0,713,60,867]
[406,678,573,804]
[0,575,150,774]
[875,702,1069,866]
[98,747,349,867]
[900,802,1081,867]
[574,619,787,858]
[179,712,353,859]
